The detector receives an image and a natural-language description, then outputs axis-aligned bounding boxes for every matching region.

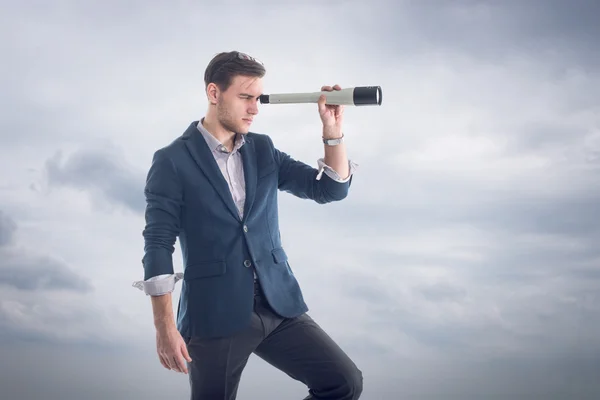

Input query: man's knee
[309,362,363,400]
[336,364,363,400]
[348,365,363,399]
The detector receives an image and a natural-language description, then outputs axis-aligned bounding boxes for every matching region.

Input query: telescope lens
[353,86,382,106]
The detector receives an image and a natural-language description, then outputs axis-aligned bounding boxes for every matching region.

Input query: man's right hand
[156,325,193,374]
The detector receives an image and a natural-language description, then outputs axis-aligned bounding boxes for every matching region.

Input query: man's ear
[206,83,219,105]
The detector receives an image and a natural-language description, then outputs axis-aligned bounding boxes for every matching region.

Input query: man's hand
[318,84,344,139]
[151,292,191,373]
[156,325,192,374]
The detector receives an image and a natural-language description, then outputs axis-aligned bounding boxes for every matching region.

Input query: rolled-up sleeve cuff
[316,159,358,182]
[132,272,183,296]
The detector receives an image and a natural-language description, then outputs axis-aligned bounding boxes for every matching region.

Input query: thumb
[318,94,326,112]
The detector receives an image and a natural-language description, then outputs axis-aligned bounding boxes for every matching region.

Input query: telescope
[259,86,382,106]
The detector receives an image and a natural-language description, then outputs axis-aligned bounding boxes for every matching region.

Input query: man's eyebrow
[240,93,260,98]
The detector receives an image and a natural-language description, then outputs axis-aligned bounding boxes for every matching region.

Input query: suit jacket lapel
[183,122,241,221]
[240,136,256,221]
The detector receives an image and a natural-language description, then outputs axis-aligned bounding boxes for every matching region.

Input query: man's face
[216,75,263,134]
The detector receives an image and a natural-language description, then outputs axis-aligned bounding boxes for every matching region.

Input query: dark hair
[204,51,266,91]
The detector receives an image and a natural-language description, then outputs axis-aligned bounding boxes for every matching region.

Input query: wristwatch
[323,134,344,146]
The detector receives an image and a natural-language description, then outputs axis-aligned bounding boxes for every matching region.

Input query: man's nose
[248,103,259,115]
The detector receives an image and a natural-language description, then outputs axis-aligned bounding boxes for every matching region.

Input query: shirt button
[244,260,252,268]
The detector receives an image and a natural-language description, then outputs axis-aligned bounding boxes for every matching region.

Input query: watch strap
[323,134,344,146]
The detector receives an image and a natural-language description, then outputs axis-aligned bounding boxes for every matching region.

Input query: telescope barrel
[259,86,382,106]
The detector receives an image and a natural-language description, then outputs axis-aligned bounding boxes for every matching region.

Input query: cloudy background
[1,0,600,398]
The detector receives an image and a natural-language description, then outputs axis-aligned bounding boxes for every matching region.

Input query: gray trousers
[183,281,363,399]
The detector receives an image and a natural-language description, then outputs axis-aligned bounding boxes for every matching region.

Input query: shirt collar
[197,117,245,154]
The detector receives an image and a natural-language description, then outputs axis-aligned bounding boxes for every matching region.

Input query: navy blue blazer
[142,121,353,339]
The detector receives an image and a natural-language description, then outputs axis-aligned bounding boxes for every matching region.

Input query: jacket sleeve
[141,148,183,280]
[266,136,356,203]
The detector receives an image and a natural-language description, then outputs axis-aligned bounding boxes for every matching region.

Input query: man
[133,51,362,399]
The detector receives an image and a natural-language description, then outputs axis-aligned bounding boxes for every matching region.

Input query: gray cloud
[416,280,467,303]
[44,148,145,213]
[295,157,600,359]
[0,210,92,293]
[0,250,92,292]
[0,209,107,350]
[0,295,132,348]
[0,210,17,247]
[378,0,600,69]
[504,120,599,162]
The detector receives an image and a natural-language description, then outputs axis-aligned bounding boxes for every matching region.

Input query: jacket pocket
[184,261,226,280]
[271,247,288,264]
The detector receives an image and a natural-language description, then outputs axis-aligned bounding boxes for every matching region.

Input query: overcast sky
[1,0,600,399]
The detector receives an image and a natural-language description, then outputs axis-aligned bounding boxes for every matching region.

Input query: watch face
[323,137,343,145]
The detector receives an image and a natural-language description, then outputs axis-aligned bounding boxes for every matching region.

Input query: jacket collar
[182,120,257,221]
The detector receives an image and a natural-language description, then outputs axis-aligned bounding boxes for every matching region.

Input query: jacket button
[243,225,248,232]
[244,260,252,268]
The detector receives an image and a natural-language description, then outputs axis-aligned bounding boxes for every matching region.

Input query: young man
[133,51,362,399]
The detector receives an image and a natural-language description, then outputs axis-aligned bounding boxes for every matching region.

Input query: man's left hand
[318,84,344,139]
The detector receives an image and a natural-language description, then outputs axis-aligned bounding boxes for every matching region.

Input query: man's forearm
[323,128,350,179]
[151,293,176,332]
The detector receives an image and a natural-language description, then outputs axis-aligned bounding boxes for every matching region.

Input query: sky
[1,0,600,398]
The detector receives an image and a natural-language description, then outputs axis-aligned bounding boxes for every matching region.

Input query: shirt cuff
[316,158,358,182]
[132,272,183,296]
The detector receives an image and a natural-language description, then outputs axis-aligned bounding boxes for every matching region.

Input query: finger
[181,342,193,363]
[333,84,341,90]
[170,354,181,371]
[173,354,188,374]
[168,356,180,372]
[158,354,170,370]
[166,357,176,371]
[163,353,175,370]
[321,85,333,92]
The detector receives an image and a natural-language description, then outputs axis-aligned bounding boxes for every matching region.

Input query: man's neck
[201,116,236,151]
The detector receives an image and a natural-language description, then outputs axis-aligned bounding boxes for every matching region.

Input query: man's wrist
[322,126,342,139]
[155,319,177,333]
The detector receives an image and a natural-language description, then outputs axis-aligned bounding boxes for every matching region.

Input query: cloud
[380,0,600,70]
[0,210,92,292]
[0,249,92,292]
[0,210,17,247]
[0,210,137,348]
[43,147,145,214]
